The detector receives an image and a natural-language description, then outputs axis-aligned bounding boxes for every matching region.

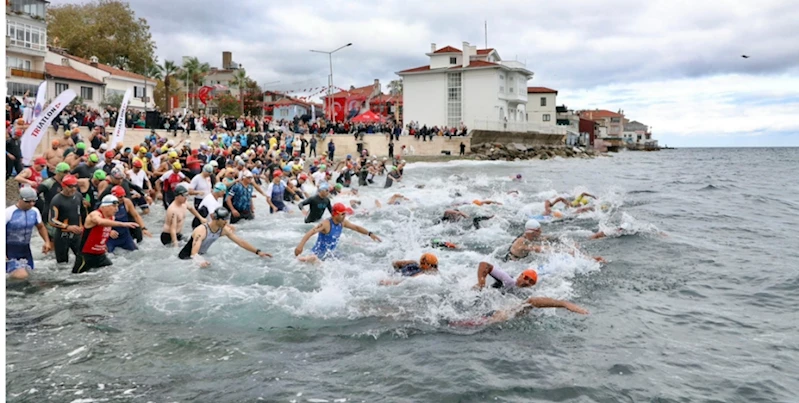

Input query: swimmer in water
[379,253,439,285]
[449,296,588,327]
[504,219,552,261]
[438,209,494,229]
[295,203,382,263]
[386,194,410,205]
[512,174,523,181]
[474,262,538,292]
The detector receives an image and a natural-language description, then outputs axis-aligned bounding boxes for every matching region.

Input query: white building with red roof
[525,87,558,127]
[45,48,156,109]
[396,41,537,130]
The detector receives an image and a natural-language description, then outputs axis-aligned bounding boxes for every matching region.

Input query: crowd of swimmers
[7,126,638,325]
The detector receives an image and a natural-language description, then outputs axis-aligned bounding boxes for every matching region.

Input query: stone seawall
[35,127,470,158]
[470,130,566,147]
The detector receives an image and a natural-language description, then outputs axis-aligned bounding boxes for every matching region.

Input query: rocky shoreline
[469,142,598,160]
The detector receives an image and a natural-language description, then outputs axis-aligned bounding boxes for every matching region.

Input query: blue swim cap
[346,154,352,159]
[319,182,330,191]
[213,182,228,192]
[283,165,291,172]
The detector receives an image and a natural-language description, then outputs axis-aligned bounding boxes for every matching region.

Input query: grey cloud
[87,0,799,94]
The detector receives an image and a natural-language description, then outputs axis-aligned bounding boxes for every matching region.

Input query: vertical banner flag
[111,89,133,146]
[20,89,77,165]
[311,104,315,118]
[33,81,47,119]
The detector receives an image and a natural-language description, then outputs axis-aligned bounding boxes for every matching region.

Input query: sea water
[6,148,799,402]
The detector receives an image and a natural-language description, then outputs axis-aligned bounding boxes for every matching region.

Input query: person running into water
[161,185,204,246]
[193,182,227,229]
[49,174,84,264]
[178,207,272,267]
[449,296,588,327]
[473,261,538,292]
[6,187,52,280]
[73,195,138,274]
[380,253,439,285]
[105,186,151,253]
[298,182,333,223]
[294,203,382,263]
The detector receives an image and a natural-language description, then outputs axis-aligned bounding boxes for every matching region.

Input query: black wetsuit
[49,192,84,263]
[298,194,333,223]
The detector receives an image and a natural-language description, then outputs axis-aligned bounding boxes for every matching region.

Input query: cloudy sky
[56,0,799,146]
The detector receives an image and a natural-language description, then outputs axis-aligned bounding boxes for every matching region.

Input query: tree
[153,76,179,112]
[100,92,125,109]
[230,69,248,115]
[215,93,240,117]
[47,0,156,75]
[388,79,403,96]
[242,79,263,117]
[181,57,210,111]
[156,60,180,113]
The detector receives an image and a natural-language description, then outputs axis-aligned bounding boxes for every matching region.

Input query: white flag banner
[110,88,132,146]
[32,81,47,119]
[21,89,77,165]
[311,104,315,119]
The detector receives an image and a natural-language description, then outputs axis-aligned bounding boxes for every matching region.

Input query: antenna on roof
[484,21,488,49]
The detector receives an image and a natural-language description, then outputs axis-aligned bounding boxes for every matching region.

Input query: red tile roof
[274,98,310,107]
[59,52,151,81]
[327,84,377,98]
[580,109,624,119]
[433,46,462,54]
[45,63,104,85]
[476,48,494,55]
[371,93,400,103]
[527,87,558,94]
[398,65,432,74]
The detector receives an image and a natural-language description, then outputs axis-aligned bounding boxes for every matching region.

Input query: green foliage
[101,92,125,109]
[47,0,156,75]
[215,93,240,116]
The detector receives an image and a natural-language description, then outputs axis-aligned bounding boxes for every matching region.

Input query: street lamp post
[310,43,352,125]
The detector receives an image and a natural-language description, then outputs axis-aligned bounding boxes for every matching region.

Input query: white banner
[32,81,47,120]
[20,89,77,165]
[110,88,132,146]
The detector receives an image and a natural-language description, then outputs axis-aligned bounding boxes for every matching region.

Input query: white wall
[463,68,504,128]
[45,51,155,109]
[525,92,557,125]
[402,73,447,127]
[48,80,103,110]
[430,54,461,69]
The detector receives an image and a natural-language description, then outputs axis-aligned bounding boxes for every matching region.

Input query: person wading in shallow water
[295,203,381,263]
[178,207,272,267]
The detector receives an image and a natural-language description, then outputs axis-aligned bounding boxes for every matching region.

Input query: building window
[55,83,69,95]
[540,97,547,107]
[6,21,47,50]
[449,57,457,65]
[543,114,551,122]
[81,86,94,101]
[10,0,47,18]
[133,86,146,98]
[447,72,462,128]
[6,82,39,97]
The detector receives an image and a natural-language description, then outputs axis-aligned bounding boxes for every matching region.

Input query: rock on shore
[469,142,597,161]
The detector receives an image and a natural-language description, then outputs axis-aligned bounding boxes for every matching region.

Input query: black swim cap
[213,207,231,220]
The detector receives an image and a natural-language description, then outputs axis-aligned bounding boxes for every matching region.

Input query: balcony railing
[9,68,45,80]
[473,119,567,134]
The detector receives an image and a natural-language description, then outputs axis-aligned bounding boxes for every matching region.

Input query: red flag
[198,86,213,106]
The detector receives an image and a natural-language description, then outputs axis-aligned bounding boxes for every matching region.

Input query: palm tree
[230,69,248,115]
[181,57,210,110]
[157,60,179,113]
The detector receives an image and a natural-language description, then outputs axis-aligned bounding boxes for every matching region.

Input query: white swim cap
[525,219,541,230]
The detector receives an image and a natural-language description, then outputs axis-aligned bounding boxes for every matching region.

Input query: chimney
[430,43,436,53]
[90,56,99,67]
[373,79,380,95]
[462,41,470,67]
[222,51,232,69]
